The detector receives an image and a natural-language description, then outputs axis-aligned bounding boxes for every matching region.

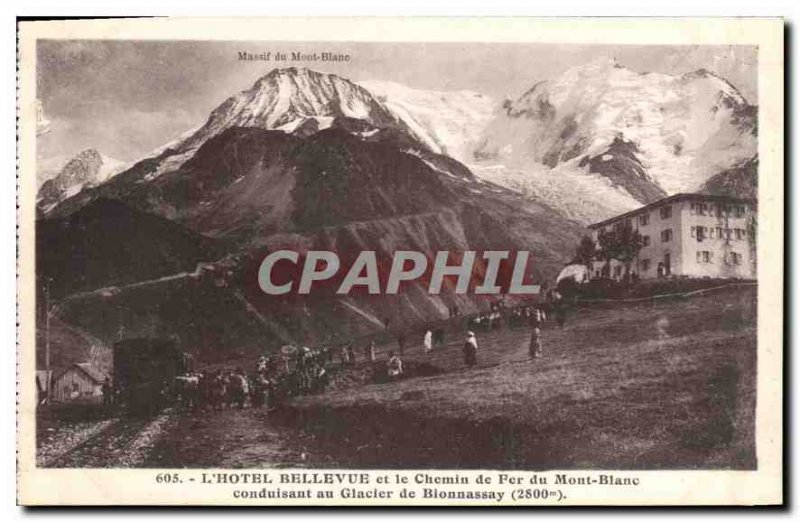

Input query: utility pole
[44,278,50,379]
[43,277,58,398]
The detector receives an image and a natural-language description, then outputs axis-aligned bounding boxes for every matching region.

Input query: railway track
[43,410,175,468]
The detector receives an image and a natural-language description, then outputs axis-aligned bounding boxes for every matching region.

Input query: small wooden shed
[51,362,108,402]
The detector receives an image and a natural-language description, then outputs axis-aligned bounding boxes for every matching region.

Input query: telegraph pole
[43,277,58,397]
[44,278,50,379]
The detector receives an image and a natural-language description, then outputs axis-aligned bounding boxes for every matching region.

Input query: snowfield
[469,161,643,225]
[360,80,496,163]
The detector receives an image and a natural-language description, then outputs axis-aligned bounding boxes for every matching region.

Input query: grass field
[39,285,757,469]
[280,286,757,470]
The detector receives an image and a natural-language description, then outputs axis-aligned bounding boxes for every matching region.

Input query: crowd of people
[164,346,331,411]
[169,368,266,411]
[467,294,567,332]
[409,299,559,368]
[159,297,565,411]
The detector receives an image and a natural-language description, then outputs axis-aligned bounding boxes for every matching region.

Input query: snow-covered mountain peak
[144,67,410,177]
[101,67,418,186]
[40,68,470,213]
[680,68,749,105]
[252,68,375,123]
[554,55,624,81]
[37,149,126,209]
[199,67,396,139]
[477,58,757,202]
[508,60,675,120]
[56,149,125,184]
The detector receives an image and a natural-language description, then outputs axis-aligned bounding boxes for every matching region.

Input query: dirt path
[146,406,329,468]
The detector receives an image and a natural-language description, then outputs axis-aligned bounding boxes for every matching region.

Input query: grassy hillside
[281,286,757,469]
[37,198,220,299]
[35,315,111,375]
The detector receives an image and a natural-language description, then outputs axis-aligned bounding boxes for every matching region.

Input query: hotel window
[638,213,649,226]
[661,229,673,242]
[696,251,712,264]
[735,206,746,218]
[690,202,706,215]
[613,265,622,278]
[640,259,650,271]
[709,227,716,239]
[660,205,672,219]
[695,226,707,241]
[735,228,746,240]
[716,227,724,239]
[642,235,650,246]
[729,252,742,265]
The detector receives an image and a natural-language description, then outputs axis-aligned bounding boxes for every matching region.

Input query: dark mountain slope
[38,127,583,356]
[579,135,667,204]
[35,67,588,359]
[37,198,220,298]
[699,156,758,200]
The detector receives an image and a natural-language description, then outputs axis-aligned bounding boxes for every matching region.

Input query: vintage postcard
[17,17,783,505]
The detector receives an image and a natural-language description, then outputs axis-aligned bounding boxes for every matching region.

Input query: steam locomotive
[113,338,194,416]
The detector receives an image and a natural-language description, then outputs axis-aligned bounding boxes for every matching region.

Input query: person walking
[529,327,543,359]
[365,340,376,363]
[463,331,478,367]
[387,352,403,379]
[529,308,545,359]
[101,377,113,408]
[423,329,433,354]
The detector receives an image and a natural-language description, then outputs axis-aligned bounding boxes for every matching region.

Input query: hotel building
[587,193,756,280]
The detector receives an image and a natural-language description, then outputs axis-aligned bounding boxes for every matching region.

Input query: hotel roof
[588,193,757,230]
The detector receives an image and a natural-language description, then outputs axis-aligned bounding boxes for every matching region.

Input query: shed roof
[55,362,108,384]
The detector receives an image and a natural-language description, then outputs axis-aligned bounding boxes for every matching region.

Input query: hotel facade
[588,193,757,281]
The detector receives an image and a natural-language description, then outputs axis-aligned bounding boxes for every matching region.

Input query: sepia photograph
[16,17,784,506]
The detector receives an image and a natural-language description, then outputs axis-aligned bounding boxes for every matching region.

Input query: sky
[36,40,757,168]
